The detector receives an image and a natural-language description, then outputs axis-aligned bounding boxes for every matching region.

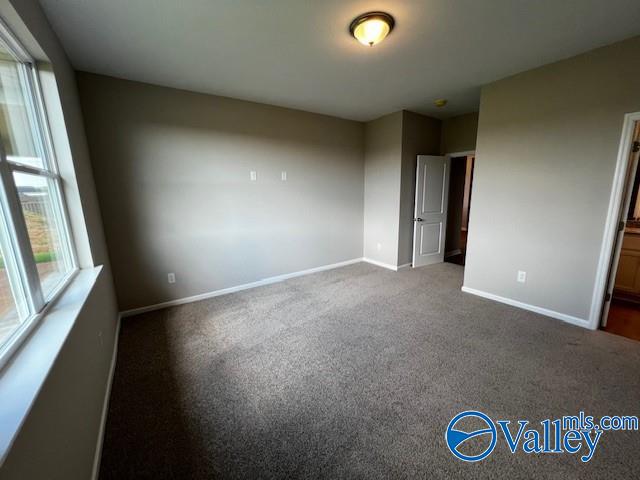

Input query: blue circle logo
[446,410,497,462]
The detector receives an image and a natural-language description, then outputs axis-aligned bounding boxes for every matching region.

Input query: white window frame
[0,19,78,369]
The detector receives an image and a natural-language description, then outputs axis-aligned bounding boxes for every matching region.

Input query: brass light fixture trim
[349,11,395,47]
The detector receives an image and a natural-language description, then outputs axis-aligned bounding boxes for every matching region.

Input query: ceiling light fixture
[349,12,395,47]
[434,99,448,108]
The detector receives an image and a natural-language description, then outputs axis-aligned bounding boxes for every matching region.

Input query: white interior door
[412,155,450,268]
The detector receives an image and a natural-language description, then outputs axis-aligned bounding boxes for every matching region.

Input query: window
[0,23,76,361]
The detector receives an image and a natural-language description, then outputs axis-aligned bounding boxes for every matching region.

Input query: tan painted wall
[464,35,640,321]
[363,112,403,266]
[441,112,478,155]
[77,73,365,311]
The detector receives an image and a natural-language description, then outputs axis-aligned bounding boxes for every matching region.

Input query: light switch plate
[517,271,526,283]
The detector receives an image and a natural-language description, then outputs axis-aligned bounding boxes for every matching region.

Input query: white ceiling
[39,0,640,121]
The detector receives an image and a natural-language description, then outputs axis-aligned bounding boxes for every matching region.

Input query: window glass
[14,171,71,297]
[0,25,76,361]
[0,244,21,346]
[0,203,28,350]
[0,49,45,169]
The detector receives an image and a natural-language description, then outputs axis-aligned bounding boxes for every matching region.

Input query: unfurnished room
[0,1,640,479]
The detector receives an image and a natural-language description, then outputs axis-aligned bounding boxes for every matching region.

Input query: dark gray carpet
[100,262,640,479]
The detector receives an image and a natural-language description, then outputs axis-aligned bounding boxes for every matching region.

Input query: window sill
[0,265,102,466]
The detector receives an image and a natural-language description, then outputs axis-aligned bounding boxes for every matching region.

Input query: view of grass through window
[14,171,67,298]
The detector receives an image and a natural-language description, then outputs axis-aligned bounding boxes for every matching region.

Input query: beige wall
[464,35,640,322]
[363,112,403,266]
[398,111,441,265]
[1,1,119,478]
[77,73,365,311]
[441,112,478,155]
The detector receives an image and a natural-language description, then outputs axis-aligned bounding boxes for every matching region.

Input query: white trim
[590,112,640,330]
[423,151,473,268]
[445,150,475,158]
[0,269,78,371]
[461,286,589,328]
[91,314,120,480]
[362,259,411,271]
[362,257,399,271]
[121,258,363,317]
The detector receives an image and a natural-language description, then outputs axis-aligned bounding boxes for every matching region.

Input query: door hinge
[604,292,612,302]
[633,141,640,153]
[618,220,625,232]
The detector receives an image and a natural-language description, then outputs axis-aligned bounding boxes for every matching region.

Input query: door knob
[414,217,423,222]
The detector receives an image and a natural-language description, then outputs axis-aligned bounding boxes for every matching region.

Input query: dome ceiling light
[349,12,395,47]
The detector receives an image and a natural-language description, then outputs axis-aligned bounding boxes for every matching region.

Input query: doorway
[601,118,640,340]
[444,153,475,266]
[411,151,475,269]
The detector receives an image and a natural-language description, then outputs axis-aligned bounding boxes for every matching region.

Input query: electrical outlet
[281,171,287,181]
[517,270,526,283]
[250,171,257,181]
[376,242,382,252]
[168,272,176,284]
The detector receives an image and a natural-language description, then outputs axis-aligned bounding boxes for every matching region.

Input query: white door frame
[590,112,640,330]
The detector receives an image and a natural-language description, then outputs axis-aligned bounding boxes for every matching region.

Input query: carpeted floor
[100,262,640,479]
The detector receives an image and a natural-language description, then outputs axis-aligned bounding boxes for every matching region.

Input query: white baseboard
[461,286,590,328]
[445,249,462,258]
[91,314,121,480]
[362,258,412,271]
[121,258,363,317]
[362,257,401,271]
